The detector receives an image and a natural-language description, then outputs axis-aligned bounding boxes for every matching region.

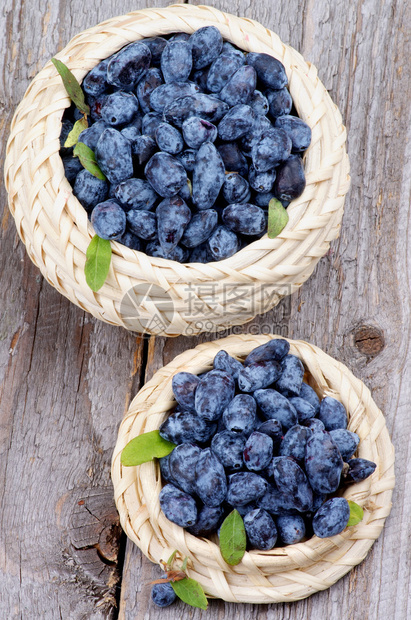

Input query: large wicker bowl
[4,5,350,337]
[111,334,395,604]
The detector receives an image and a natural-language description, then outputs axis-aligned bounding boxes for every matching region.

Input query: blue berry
[187,505,224,537]
[83,58,110,97]
[181,210,218,248]
[250,90,269,116]
[218,104,255,141]
[91,200,126,240]
[132,135,157,166]
[217,143,248,177]
[155,122,184,155]
[192,142,225,210]
[251,128,292,173]
[101,91,139,127]
[272,456,313,512]
[222,174,250,204]
[299,382,320,414]
[88,93,109,121]
[117,231,141,250]
[176,149,197,172]
[244,508,277,550]
[195,448,227,507]
[136,68,163,114]
[159,410,216,445]
[303,418,325,431]
[275,115,311,153]
[172,372,199,412]
[169,443,201,495]
[273,154,306,202]
[256,484,297,515]
[151,581,176,608]
[257,420,283,453]
[207,226,238,260]
[96,128,134,185]
[207,51,245,93]
[248,164,276,193]
[344,458,376,483]
[245,339,290,365]
[142,111,163,138]
[78,120,108,151]
[159,454,175,484]
[243,431,273,472]
[107,42,151,90]
[164,93,229,127]
[145,152,187,198]
[195,370,235,422]
[312,497,350,538]
[226,472,268,506]
[126,210,157,241]
[213,350,243,380]
[73,169,108,213]
[288,396,316,423]
[189,241,212,263]
[329,429,360,461]
[169,33,191,43]
[161,40,192,83]
[276,515,306,544]
[305,429,343,494]
[159,483,197,527]
[246,53,287,90]
[275,354,305,397]
[222,394,257,436]
[150,82,199,113]
[222,204,266,236]
[279,424,312,462]
[234,502,258,518]
[238,360,281,392]
[157,196,191,255]
[266,88,292,119]
[63,155,83,184]
[211,431,245,471]
[253,191,276,208]
[146,242,189,262]
[192,67,209,91]
[182,117,217,149]
[318,396,348,431]
[141,37,167,65]
[219,65,257,106]
[189,26,223,69]
[254,389,298,430]
[114,178,158,211]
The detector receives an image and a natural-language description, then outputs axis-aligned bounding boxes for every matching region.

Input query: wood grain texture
[0,0,410,618]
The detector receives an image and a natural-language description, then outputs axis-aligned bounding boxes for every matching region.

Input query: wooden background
[0,0,410,618]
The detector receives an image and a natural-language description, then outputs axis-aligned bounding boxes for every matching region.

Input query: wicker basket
[4,5,350,337]
[111,334,395,604]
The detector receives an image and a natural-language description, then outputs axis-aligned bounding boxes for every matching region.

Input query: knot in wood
[354,325,385,356]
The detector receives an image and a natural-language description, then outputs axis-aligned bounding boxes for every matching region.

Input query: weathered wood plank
[117,0,411,618]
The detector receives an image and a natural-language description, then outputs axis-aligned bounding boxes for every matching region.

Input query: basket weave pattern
[111,334,395,604]
[4,5,350,336]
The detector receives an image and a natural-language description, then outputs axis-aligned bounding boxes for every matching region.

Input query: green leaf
[121,430,176,466]
[73,142,106,180]
[171,578,208,610]
[166,550,178,568]
[347,500,364,527]
[219,509,246,566]
[64,117,88,148]
[51,58,90,115]
[267,198,289,238]
[84,235,112,292]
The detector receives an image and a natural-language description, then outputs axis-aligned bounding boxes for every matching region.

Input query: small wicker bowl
[111,334,395,604]
[4,5,350,337]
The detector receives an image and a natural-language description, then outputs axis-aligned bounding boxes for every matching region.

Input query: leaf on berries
[84,235,112,292]
[171,578,208,610]
[121,430,176,466]
[73,142,106,180]
[51,58,90,115]
[219,509,246,566]
[64,117,88,148]
[267,198,289,238]
[347,500,364,527]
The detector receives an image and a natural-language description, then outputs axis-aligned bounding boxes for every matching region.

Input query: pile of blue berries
[60,27,311,263]
[157,339,377,550]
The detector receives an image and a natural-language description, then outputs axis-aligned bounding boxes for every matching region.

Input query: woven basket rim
[4,5,350,335]
[111,334,395,604]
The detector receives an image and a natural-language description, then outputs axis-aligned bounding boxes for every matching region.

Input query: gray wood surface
[0,0,410,618]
